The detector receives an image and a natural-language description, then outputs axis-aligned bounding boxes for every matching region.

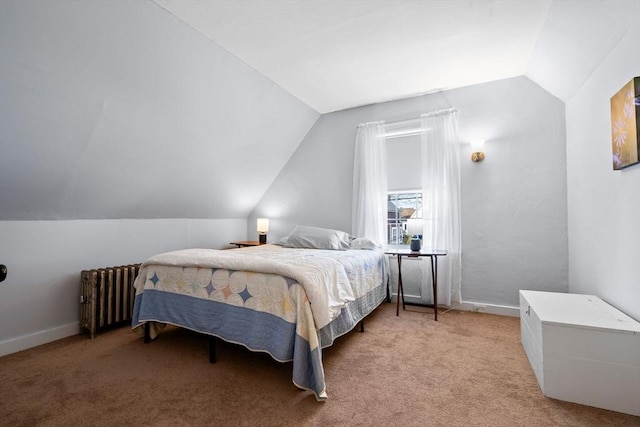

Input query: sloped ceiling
[0,0,318,220]
[0,0,634,221]
[153,0,633,113]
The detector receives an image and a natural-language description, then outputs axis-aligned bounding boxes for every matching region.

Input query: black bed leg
[209,336,217,363]
[144,323,151,343]
[359,320,365,333]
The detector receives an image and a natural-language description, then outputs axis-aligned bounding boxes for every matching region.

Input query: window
[387,191,422,246]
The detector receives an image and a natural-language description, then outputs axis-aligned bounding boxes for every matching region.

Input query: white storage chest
[519,290,640,416]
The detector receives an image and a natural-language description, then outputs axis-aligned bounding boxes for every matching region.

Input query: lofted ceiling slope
[0,0,318,221]
[153,0,636,113]
[0,0,636,221]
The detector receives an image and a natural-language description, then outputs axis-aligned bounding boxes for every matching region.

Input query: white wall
[565,0,640,321]
[251,76,568,310]
[0,219,246,356]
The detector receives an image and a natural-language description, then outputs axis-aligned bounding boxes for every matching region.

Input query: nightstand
[229,241,263,248]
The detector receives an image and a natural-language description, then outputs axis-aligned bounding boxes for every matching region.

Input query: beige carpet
[1,302,637,426]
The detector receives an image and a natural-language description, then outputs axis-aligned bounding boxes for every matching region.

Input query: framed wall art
[610,76,640,170]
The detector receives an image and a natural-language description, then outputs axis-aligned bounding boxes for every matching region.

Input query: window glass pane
[387,191,422,246]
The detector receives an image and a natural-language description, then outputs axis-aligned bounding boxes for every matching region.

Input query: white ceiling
[153,0,632,113]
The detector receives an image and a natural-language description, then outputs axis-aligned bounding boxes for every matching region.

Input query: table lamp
[257,218,269,244]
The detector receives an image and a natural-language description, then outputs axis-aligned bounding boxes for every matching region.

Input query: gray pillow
[283,225,353,250]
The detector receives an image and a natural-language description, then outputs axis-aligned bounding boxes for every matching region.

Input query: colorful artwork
[610,77,640,170]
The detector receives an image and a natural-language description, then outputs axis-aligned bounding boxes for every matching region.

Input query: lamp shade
[406,218,422,236]
[257,218,269,233]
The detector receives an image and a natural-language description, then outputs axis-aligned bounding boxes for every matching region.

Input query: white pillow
[271,235,290,246]
[349,237,381,250]
[283,225,353,250]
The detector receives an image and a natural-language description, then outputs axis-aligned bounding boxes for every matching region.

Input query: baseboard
[453,301,520,317]
[0,322,80,357]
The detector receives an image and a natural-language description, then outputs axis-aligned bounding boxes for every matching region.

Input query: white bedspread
[138,245,357,329]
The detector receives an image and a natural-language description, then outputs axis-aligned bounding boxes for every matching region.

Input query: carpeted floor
[0,302,637,426]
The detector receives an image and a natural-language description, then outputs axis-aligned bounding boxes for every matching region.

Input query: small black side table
[385,249,447,321]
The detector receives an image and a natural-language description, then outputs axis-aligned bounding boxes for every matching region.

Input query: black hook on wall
[0,265,7,282]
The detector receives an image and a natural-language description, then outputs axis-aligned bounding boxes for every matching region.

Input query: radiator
[80,264,141,339]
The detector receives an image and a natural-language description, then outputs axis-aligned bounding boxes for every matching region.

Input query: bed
[131,230,388,401]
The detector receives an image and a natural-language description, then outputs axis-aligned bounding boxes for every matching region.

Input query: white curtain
[352,121,387,246]
[420,109,462,305]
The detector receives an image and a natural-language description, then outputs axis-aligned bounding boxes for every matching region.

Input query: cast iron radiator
[80,264,141,339]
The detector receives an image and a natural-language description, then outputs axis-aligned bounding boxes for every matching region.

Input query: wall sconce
[470,140,485,162]
[406,218,422,251]
[257,218,269,244]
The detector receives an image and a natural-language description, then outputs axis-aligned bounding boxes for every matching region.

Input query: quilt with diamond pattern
[131,244,387,400]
